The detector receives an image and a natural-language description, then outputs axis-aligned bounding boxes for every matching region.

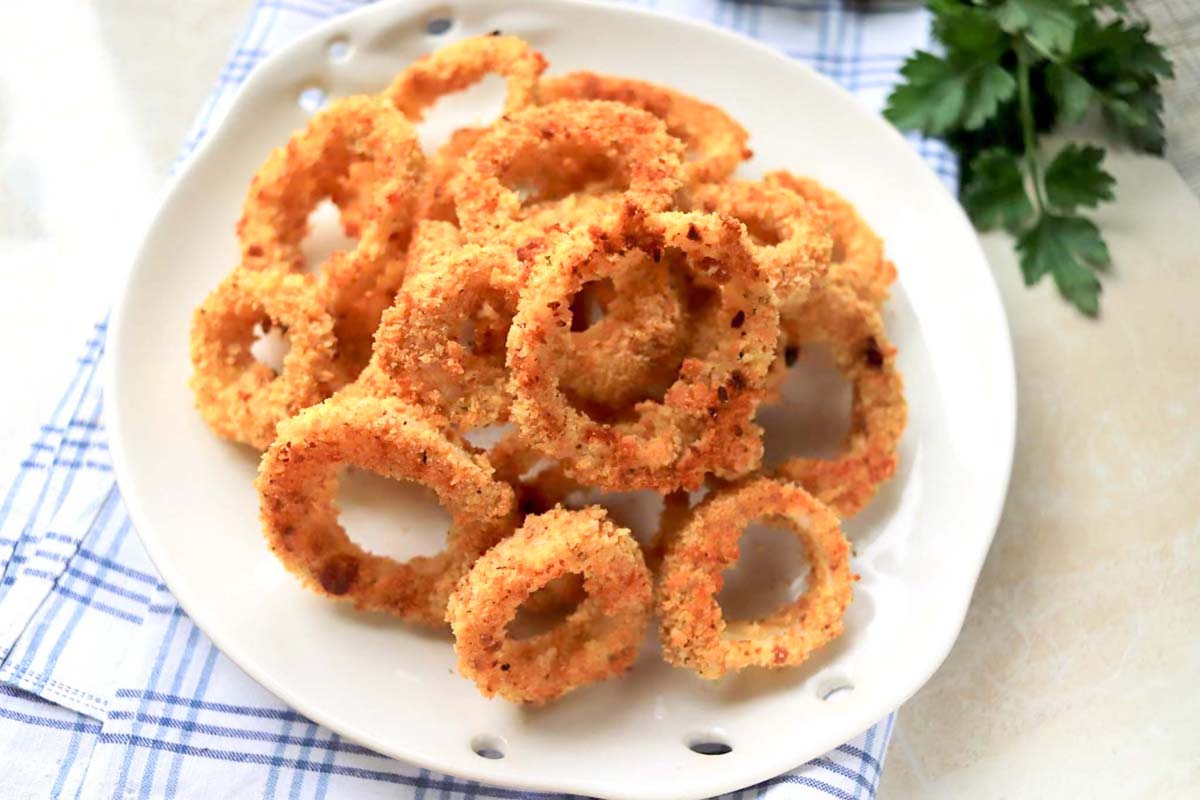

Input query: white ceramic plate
[107,2,1016,798]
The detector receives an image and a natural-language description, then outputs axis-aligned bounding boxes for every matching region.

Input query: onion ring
[237,95,423,275]
[536,71,751,186]
[402,218,465,284]
[557,249,691,412]
[235,95,424,379]
[446,505,653,703]
[486,432,589,613]
[450,99,684,241]
[257,394,516,626]
[763,170,896,306]
[688,179,832,306]
[189,269,340,450]
[774,284,906,517]
[385,34,547,121]
[414,126,486,224]
[507,211,778,492]
[656,477,853,678]
[372,242,516,431]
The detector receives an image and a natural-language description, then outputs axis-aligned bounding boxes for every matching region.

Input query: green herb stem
[1016,44,1046,213]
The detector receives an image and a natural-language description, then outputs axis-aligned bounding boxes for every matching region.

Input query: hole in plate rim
[425,14,454,36]
[470,733,507,760]
[685,729,733,756]
[816,675,855,701]
[326,35,352,62]
[298,85,328,114]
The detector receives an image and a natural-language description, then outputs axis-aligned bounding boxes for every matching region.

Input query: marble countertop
[1,2,1196,798]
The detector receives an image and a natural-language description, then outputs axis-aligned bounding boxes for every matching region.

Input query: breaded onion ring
[656,477,853,679]
[372,243,516,430]
[537,71,751,186]
[507,211,778,492]
[450,100,684,241]
[414,126,486,224]
[403,219,465,284]
[235,95,424,378]
[558,249,690,412]
[190,269,339,450]
[257,394,516,626]
[775,284,906,517]
[763,171,896,306]
[386,35,547,121]
[486,432,589,614]
[446,506,653,703]
[688,179,833,306]
[237,95,423,275]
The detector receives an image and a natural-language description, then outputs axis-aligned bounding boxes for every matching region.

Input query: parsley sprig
[884,0,1173,316]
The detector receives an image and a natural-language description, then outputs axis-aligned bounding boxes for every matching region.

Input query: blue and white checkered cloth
[0,2,954,798]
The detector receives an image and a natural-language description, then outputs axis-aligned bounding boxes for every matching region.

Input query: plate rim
[105,1,1017,798]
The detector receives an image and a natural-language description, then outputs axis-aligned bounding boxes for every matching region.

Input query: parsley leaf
[1103,88,1167,154]
[1045,63,1093,124]
[885,6,1016,135]
[994,0,1085,58]
[884,52,1016,135]
[1017,213,1109,315]
[1068,17,1173,153]
[1044,144,1115,211]
[883,0,1171,315]
[962,149,1033,232]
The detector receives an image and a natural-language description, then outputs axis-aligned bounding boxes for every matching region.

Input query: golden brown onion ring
[557,249,691,413]
[450,99,684,241]
[189,269,340,450]
[237,95,423,275]
[656,477,853,678]
[763,170,895,306]
[536,71,751,186]
[774,284,906,518]
[688,179,832,306]
[446,506,653,703]
[386,35,547,121]
[235,95,424,379]
[257,394,516,626]
[372,243,516,431]
[414,126,486,224]
[507,211,778,492]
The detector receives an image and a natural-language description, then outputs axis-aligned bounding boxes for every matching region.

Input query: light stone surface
[878,148,1200,799]
[1,3,1196,798]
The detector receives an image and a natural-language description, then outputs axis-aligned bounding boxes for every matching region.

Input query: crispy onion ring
[423,130,625,228]
[536,71,751,186]
[190,269,340,450]
[486,432,588,614]
[774,284,906,517]
[558,249,691,412]
[645,489,692,575]
[237,95,423,274]
[763,171,896,306]
[403,219,465,284]
[235,95,424,378]
[450,100,684,241]
[415,126,486,224]
[385,34,547,121]
[446,506,653,703]
[257,394,516,626]
[372,242,516,431]
[656,477,853,678]
[507,211,778,492]
[688,179,832,306]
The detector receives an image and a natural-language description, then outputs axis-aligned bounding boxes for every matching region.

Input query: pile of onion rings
[188,35,907,703]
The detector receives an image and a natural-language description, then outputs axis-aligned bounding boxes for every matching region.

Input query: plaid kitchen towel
[0,1,952,798]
